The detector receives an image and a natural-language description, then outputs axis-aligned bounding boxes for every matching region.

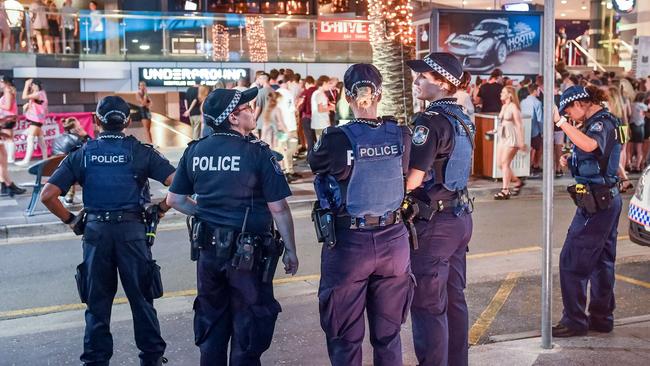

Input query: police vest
[339,120,404,217]
[569,109,621,186]
[423,103,475,193]
[81,136,146,212]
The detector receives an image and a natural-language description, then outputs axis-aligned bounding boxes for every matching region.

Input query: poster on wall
[432,9,542,75]
[633,36,650,79]
[12,113,95,159]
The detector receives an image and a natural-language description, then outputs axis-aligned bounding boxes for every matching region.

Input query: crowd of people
[0,0,99,54]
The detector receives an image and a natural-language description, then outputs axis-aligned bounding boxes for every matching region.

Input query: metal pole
[25,9,33,53]
[541,0,555,350]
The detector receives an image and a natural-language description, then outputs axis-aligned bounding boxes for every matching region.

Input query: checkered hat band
[204,91,242,126]
[423,56,461,87]
[560,91,590,109]
[97,109,127,123]
[345,80,382,98]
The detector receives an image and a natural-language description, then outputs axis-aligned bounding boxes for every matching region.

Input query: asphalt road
[2,196,650,365]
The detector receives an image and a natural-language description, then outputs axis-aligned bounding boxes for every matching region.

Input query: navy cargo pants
[77,221,166,366]
[411,211,473,366]
[318,222,413,366]
[193,239,282,366]
[559,194,622,332]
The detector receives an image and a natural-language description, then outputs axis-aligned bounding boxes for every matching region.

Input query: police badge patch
[589,121,604,133]
[270,155,284,175]
[412,125,430,145]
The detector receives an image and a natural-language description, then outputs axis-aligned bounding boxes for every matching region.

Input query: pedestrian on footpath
[308,63,413,366]
[137,81,154,144]
[184,77,203,140]
[0,75,18,163]
[40,96,176,365]
[552,85,623,337]
[17,79,49,166]
[166,87,299,366]
[405,52,475,366]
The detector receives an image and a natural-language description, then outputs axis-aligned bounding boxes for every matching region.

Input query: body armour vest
[339,120,404,217]
[81,136,146,212]
[423,102,475,192]
[569,109,621,186]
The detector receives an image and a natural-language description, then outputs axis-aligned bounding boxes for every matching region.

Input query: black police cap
[203,87,258,128]
[407,52,463,87]
[95,95,130,126]
[344,63,383,98]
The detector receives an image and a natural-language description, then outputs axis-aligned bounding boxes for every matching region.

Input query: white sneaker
[14,160,29,167]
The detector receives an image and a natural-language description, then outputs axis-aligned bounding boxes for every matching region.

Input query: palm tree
[367,0,415,122]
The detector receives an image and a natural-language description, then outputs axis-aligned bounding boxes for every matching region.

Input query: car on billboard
[445,18,536,71]
[628,167,650,246]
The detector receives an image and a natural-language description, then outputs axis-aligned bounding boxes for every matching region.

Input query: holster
[261,231,285,283]
[311,201,336,248]
[75,263,87,303]
[231,232,260,271]
[189,217,202,261]
[400,197,419,250]
[567,184,599,214]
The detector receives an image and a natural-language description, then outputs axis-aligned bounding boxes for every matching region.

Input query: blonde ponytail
[354,86,375,110]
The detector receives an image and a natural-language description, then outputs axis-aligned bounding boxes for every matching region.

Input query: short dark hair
[269,69,280,81]
[490,68,503,79]
[527,83,538,94]
[304,76,315,85]
[195,77,202,84]
[316,75,330,87]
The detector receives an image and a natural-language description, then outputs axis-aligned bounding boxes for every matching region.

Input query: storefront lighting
[245,16,268,62]
[560,13,566,17]
[582,5,587,10]
[131,39,139,43]
[212,24,230,61]
[139,44,151,50]
[561,0,567,4]
[368,0,414,46]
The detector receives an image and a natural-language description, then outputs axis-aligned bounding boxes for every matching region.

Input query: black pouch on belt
[213,227,235,259]
[567,184,599,214]
[190,219,203,261]
[232,232,257,271]
[592,185,613,211]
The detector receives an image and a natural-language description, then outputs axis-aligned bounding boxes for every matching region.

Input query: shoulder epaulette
[187,134,210,146]
[248,137,270,149]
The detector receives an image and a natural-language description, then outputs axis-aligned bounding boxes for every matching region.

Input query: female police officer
[40,96,176,366]
[308,64,413,366]
[166,87,299,366]
[551,85,622,337]
[405,52,474,366]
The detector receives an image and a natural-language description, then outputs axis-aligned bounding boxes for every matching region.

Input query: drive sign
[317,18,369,42]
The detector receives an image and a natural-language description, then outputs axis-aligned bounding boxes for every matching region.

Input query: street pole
[541,0,555,350]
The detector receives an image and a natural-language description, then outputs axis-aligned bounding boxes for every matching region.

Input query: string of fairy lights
[212,24,230,61]
[245,16,269,62]
[367,0,414,45]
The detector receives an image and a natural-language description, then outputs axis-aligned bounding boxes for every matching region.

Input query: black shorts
[28,120,43,128]
[2,121,16,129]
[139,107,152,120]
[644,117,650,140]
[530,134,543,151]
[631,124,645,143]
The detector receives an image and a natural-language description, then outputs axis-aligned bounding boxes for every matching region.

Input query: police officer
[40,96,176,366]
[166,87,299,366]
[405,52,475,366]
[551,85,622,337]
[308,64,413,366]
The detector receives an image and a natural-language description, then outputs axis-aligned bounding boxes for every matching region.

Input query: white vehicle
[628,168,650,246]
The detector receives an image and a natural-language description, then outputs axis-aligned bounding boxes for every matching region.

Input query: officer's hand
[282,250,299,276]
[560,153,570,167]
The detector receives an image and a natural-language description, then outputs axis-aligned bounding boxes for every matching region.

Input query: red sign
[13,112,95,159]
[317,18,369,42]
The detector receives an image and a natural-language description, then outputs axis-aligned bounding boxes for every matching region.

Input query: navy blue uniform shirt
[409,108,458,201]
[308,119,412,180]
[49,132,175,209]
[169,130,291,233]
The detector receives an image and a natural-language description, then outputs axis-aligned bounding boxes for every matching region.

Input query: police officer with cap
[166,87,299,365]
[41,96,176,366]
[308,63,413,366]
[405,52,475,366]
[551,85,622,337]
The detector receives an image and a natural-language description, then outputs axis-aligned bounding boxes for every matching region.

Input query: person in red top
[297,76,317,151]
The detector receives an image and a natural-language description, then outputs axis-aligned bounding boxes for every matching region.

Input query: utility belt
[567,183,619,215]
[404,192,474,222]
[187,218,283,284]
[336,210,402,230]
[86,210,144,223]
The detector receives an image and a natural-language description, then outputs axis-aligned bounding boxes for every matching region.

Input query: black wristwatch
[63,213,76,225]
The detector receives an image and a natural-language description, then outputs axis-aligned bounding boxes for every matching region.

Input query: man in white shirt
[311,75,334,140]
[277,80,300,180]
[60,0,78,54]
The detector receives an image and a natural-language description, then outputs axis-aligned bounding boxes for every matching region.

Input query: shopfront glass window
[205,1,309,14]
[317,0,367,16]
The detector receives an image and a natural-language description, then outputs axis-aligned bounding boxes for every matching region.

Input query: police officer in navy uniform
[405,52,475,366]
[308,64,413,366]
[40,96,176,366]
[166,87,299,366]
[551,85,623,337]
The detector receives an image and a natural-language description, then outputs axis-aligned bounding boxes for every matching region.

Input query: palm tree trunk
[371,38,414,121]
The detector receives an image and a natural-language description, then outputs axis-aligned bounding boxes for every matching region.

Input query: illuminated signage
[613,0,635,13]
[138,67,249,87]
[317,18,369,42]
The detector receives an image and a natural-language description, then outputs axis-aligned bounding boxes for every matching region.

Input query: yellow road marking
[617,235,630,241]
[468,272,521,345]
[468,246,541,260]
[616,274,650,289]
[0,275,320,319]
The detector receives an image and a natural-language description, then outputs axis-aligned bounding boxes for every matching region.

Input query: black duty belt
[337,210,402,230]
[413,197,463,221]
[86,211,144,223]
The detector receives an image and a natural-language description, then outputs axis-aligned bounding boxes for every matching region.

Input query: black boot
[7,182,26,196]
[0,182,7,197]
